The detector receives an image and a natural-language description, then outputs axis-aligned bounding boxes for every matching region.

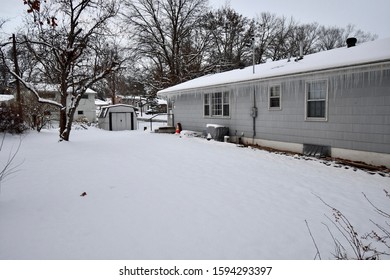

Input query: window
[269,85,281,109]
[204,91,230,117]
[223,91,229,116]
[306,80,328,120]
[212,92,222,116]
[78,110,84,115]
[204,94,210,116]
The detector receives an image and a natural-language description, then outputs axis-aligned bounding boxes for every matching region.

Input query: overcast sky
[209,0,390,39]
[1,0,389,39]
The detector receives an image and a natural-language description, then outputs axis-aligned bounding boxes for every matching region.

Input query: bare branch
[0,134,23,192]
[304,220,322,260]
[363,191,390,219]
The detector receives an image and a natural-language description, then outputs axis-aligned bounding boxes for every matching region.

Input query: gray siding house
[158,38,390,167]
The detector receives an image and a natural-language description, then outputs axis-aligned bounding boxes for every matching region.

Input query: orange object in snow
[175,123,182,134]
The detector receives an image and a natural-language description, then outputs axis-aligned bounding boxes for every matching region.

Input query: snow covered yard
[0,126,389,260]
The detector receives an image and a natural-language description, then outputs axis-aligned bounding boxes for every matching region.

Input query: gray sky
[209,0,390,38]
[0,0,26,36]
[1,0,389,39]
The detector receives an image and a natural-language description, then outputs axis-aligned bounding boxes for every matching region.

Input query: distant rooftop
[33,83,97,94]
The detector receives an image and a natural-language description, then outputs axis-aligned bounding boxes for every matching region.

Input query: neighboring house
[122,95,166,115]
[121,95,146,107]
[158,38,390,167]
[95,98,110,117]
[156,98,168,113]
[32,84,97,122]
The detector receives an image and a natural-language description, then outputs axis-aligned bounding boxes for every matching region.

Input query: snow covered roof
[121,95,146,100]
[158,37,390,97]
[95,99,110,106]
[157,98,167,105]
[0,94,14,102]
[33,83,97,94]
[101,104,136,109]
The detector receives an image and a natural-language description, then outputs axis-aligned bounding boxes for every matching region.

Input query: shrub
[0,102,26,134]
[22,94,57,132]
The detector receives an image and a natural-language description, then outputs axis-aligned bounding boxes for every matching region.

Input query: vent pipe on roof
[299,41,304,58]
[346,37,357,48]
[294,42,304,61]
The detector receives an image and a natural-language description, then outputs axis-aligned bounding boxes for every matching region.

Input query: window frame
[268,84,282,110]
[204,91,230,118]
[204,93,210,116]
[305,80,328,121]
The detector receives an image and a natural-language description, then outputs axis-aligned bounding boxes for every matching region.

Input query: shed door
[109,112,134,131]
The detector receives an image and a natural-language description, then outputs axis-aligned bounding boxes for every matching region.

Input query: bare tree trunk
[12,34,23,122]
[14,0,122,141]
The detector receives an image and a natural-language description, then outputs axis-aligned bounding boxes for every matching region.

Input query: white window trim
[268,84,282,110]
[204,91,230,118]
[204,93,210,117]
[304,80,328,121]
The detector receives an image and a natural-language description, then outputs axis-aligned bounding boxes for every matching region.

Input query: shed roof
[101,104,136,110]
[95,99,110,106]
[158,37,390,97]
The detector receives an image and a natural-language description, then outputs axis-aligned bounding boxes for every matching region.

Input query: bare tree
[1,0,122,141]
[266,15,297,61]
[289,22,320,56]
[253,12,280,64]
[316,25,346,51]
[203,6,253,72]
[122,0,209,92]
[343,24,378,44]
[316,24,377,51]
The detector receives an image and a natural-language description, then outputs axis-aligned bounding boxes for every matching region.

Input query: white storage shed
[98,104,138,131]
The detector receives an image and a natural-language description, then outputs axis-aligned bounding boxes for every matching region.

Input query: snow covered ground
[0,123,389,260]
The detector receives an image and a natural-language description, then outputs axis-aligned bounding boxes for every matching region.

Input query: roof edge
[158,59,390,97]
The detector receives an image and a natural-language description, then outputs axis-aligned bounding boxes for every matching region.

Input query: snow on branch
[9,70,62,108]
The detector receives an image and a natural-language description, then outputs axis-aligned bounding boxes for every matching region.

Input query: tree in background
[203,6,254,72]
[1,0,380,119]
[316,24,377,51]
[1,0,123,141]
[122,0,209,93]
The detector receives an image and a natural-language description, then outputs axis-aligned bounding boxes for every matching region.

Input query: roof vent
[346,37,357,48]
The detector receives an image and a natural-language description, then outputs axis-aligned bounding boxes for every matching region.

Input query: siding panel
[170,65,390,155]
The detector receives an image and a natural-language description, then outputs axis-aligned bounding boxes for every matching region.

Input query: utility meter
[251,107,258,118]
